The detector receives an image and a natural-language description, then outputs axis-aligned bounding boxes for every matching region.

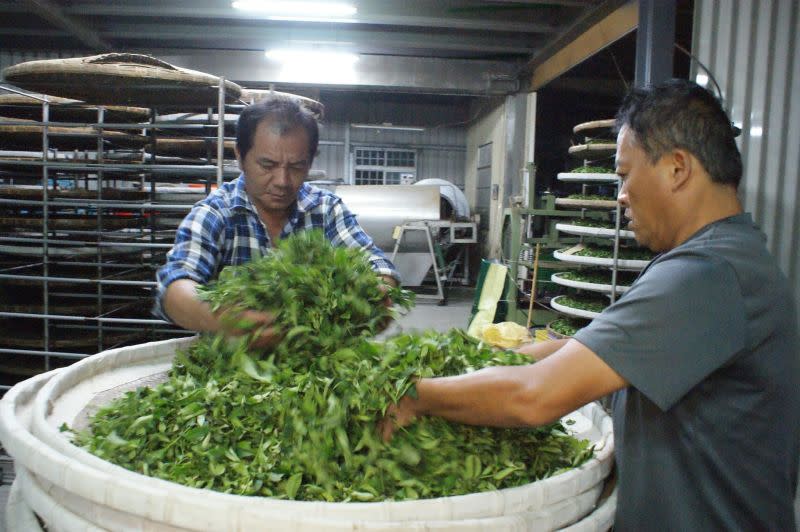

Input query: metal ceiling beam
[634,0,676,86]
[157,50,519,95]
[60,0,562,34]
[21,0,111,51]
[481,0,594,5]
[92,24,537,56]
[525,0,637,90]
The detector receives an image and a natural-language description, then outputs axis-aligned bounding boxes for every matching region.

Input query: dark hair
[615,78,743,187]
[236,96,319,162]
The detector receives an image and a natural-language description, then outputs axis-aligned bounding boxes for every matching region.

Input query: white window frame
[352,147,417,185]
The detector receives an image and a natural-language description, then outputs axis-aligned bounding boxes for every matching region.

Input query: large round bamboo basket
[240,88,325,119]
[0,185,149,201]
[3,53,243,108]
[0,117,148,150]
[150,137,236,158]
[0,93,149,122]
[0,216,145,231]
[0,337,615,531]
[15,467,104,532]
[5,478,44,532]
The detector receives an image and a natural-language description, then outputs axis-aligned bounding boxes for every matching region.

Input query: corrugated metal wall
[315,123,466,186]
[693,0,800,328]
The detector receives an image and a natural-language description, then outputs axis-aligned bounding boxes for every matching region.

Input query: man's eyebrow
[256,157,308,165]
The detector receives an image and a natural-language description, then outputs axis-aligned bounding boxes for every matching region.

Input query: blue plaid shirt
[155,175,399,320]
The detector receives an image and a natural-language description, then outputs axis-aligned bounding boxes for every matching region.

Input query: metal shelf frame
[0,81,231,373]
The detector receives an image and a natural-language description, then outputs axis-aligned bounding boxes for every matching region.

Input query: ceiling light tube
[232,1,356,17]
[351,123,426,132]
[265,49,359,65]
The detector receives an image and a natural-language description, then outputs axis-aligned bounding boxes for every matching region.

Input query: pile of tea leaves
[70,231,594,502]
[197,230,414,362]
[548,317,590,338]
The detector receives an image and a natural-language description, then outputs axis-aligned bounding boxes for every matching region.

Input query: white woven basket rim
[2,336,614,530]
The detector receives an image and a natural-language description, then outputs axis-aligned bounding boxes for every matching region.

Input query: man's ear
[234,146,242,168]
[669,148,693,192]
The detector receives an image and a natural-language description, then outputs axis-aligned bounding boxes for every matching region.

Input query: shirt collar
[231,174,255,213]
[295,182,321,214]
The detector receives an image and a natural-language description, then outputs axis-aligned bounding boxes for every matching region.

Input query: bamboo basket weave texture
[2,54,243,108]
[240,88,325,119]
[0,117,148,149]
[5,478,44,532]
[0,93,149,122]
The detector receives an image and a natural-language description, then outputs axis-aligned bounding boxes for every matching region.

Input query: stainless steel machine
[313,180,478,303]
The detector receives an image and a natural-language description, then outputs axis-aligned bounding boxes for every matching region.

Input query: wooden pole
[526,243,541,329]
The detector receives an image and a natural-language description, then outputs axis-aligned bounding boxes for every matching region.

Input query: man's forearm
[515,338,569,361]
[162,279,220,332]
[410,364,556,428]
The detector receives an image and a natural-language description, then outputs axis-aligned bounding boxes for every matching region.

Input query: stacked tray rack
[546,119,652,338]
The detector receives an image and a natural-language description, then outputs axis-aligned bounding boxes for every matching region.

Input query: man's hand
[379,393,419,442]
[377,275,398,331]
[215,307,280,349]
[379,275,397,307]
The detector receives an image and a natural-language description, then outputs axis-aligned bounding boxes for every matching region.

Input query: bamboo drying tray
[567,143,617,157]
[240,88,325,119]
[0,118,148,150]
[0,216,144,230]
[149,137,236,158]
[0,185,149,201]
[3,53,243,108]
[572,119,615,134]
[0,93,149,123]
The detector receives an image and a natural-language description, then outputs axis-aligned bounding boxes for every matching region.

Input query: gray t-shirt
[574,213,800,530]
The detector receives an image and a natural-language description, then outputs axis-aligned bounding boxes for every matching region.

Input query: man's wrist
[380,274,398,288]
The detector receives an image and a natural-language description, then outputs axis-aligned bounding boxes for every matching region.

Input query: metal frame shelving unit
[546,119,650,330]
[0,82,238,390]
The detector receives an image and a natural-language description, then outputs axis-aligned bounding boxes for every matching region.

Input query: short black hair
[615,78,743,188]
[236,96,319,162]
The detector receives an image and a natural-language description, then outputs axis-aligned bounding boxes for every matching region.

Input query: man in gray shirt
[381,79,799,529]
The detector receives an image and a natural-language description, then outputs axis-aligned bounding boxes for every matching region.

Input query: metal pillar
[635,0,677,87]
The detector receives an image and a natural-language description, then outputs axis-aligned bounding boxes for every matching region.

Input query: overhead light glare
[695,73,709,87]
[352,123,425,132]
[749,126,763,137]
[265,49,359,65]
[232,1,356,17]
[265,49,359,84]
[267,15,356,23]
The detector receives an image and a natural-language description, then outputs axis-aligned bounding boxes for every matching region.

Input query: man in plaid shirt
[156,97,399,346]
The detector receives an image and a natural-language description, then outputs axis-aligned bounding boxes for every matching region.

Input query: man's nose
[273,165,291,184]
[617,183,628,205]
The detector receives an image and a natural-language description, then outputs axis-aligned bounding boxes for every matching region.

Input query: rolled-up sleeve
[154,204,226,320]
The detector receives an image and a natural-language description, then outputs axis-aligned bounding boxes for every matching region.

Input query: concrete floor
[388,286,476,334]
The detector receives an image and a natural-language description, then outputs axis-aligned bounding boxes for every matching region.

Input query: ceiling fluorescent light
[265,49,359,84]
[266,49,359,65]
[232,1,356,17]
[351,123,425,132]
